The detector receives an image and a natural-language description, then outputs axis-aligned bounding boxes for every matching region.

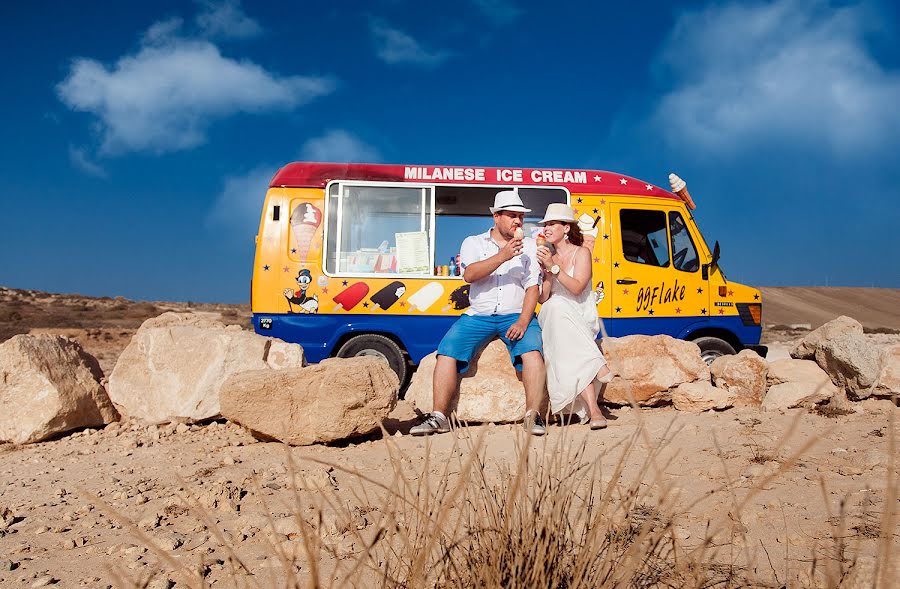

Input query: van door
[608,203,708,336]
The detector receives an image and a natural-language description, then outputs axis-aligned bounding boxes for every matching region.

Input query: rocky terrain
[0,285,898,587]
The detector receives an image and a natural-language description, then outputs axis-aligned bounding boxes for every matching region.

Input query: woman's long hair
[567,222,584,246]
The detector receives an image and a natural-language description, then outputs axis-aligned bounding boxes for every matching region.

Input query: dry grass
[100,411,898,589]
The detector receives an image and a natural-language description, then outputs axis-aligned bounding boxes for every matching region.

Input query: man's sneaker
[524,410,546,436]
[409,412,450,436]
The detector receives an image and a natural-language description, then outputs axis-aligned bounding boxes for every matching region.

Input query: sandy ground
[1,400,897,587]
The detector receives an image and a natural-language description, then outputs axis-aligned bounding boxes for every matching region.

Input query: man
[410,190,548,436]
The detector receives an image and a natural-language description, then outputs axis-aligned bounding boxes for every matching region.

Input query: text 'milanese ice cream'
[332,282,369,311]
[290,203,323,260]
[668,173,696,210]
[407,282,444,313]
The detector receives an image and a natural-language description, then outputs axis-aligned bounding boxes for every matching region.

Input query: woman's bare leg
[578,381,604,423]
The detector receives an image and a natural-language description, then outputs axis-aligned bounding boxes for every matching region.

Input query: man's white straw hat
[490,190,531,214]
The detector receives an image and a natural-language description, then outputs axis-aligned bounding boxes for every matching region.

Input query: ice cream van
[251,162,766,386]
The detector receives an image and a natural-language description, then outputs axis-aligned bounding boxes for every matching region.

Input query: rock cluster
[407,315,898,421]
[3,312,400,446]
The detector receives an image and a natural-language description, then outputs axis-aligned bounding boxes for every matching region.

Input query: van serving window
[324,182,567,276]
[620,209,670,268]
[325,183,431,276]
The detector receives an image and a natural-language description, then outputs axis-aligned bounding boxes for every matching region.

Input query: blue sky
[1,0,899,302]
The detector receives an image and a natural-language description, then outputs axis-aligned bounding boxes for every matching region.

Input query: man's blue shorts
[436,313,543,373]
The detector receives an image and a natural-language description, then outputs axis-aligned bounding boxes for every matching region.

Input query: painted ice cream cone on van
[290,203,322,260]
[577,213,600,252]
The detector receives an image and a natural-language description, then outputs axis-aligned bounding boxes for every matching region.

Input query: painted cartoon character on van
[593,281,605,304]
[284,269,318,313]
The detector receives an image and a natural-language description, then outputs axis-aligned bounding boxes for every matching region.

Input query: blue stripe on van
[254,313,459,364]
[255,312,761,365]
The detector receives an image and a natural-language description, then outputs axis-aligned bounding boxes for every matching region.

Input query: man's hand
[499,237,523,261]
[505,318,529,341]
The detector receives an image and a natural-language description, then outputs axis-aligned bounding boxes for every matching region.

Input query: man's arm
[463,237,521,283]
[505,285,539,341]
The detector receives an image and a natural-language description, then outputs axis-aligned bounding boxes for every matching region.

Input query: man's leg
[520,350,546,414]
[432,354,458,416]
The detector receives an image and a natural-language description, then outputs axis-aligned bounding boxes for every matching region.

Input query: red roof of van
[270,162,679,199]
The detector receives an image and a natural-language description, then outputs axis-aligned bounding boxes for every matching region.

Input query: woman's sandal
[589,417,607,430]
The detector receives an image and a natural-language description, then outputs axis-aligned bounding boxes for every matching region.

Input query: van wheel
[336,334,408,386]
[693,336,736,366]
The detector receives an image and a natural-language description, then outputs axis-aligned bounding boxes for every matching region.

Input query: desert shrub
[104,416,897,589]
[864,326,900,335]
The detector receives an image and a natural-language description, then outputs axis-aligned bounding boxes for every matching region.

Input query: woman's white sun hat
[539,203,577,224]
[490,190,531,213]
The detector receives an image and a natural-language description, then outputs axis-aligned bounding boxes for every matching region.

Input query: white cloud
[652,0,900,155]
[206,165,277,235]
[58,18,334,155]
[471,0,522,24]
[371,20,452,67]
[301,130,382,163]
[69,146,108,178]
[195,0,262,40]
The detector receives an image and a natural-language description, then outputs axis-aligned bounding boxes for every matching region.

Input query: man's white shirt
[459,228,541,316]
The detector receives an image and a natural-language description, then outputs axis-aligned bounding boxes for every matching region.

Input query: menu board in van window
[395,231,430,274]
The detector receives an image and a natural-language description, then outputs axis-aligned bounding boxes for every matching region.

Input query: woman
[535,203,612,429]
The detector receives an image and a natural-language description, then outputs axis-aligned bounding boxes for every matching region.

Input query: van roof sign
[270,162,680,199]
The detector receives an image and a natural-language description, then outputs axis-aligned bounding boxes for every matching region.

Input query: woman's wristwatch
[549,264,560,275]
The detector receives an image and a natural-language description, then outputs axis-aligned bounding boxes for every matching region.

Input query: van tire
[336,334,408,387]
[693,336,736,366]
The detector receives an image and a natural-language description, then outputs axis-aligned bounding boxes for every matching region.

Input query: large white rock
[406,340,527,422]
[790,315,863,360]
[672,381,736,412]
[108,312,304,423]
[600,335,710,406]
[0,335,118,444]
[710,349,768,406]
[814,333,881,399]
[763,382,836,410]
[763,359,837,410]
[220,357,398,445]
[874,344,900,396]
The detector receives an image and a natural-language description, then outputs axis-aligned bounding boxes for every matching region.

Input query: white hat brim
[538,214,576,224]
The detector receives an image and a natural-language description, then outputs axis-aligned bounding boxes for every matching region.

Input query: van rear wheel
[693,336,736,366]
[336,334,408,387]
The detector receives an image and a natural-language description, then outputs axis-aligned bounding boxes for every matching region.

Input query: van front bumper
[742,344,768,358]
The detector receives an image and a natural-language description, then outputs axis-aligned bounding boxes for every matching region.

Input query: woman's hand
[536,245,553,269]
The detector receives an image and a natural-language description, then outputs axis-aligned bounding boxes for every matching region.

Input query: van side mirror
[702,241,721,281]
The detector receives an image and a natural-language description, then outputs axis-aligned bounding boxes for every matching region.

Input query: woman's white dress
[538,249,608,417]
